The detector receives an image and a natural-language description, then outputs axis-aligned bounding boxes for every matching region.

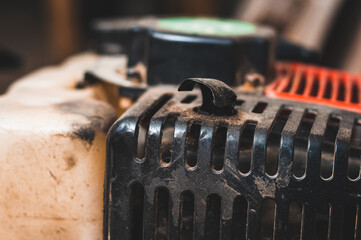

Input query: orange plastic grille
[266,62,361,113]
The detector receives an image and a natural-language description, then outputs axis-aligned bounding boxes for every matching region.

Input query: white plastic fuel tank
[0,53,125,239]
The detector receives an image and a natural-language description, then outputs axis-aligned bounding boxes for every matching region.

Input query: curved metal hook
[178,78,237,115]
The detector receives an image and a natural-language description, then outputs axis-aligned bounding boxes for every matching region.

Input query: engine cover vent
[105,81,361,240]
[266,62,361,114]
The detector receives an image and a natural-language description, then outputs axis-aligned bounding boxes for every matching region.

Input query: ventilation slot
[348,119,361,180]
[337,80,346,101]
[342,201,357,239]
[295,72,306,95]
[293,109,317,178]
[351,81,359,104]
[320,115,340,180]
[238,121,257,174]
[130,183,144,240]
[160,115,178,165]
[315,203,331,240]
[286,202,303,240]
[136,94,173,160]
[282,69,294,93]
[252,102,268,114]
[261,199,276,240]
[266,107,292,176]
[179,191,195,240]
[309,76,319,97]
[323,78,332,99]
[231,196,248,240]
[205,194,221,240]
[212,126,227,172]
[154,188,170,240]
[181,95,197,104]
[185,123,201,170]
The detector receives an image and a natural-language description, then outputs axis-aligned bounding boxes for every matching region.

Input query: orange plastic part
[265,62,361,114]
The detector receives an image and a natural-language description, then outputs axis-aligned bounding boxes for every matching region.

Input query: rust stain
[65,156,76,170]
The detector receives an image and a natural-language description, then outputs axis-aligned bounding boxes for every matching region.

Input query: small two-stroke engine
[1,16,361,240]
[90,17,361,239]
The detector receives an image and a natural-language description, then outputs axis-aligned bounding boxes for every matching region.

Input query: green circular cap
[158,17,256,36]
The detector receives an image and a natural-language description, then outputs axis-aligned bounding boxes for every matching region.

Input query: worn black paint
[105,80,360,240]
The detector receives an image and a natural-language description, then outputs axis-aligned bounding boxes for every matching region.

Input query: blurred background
[1,0,361,94]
